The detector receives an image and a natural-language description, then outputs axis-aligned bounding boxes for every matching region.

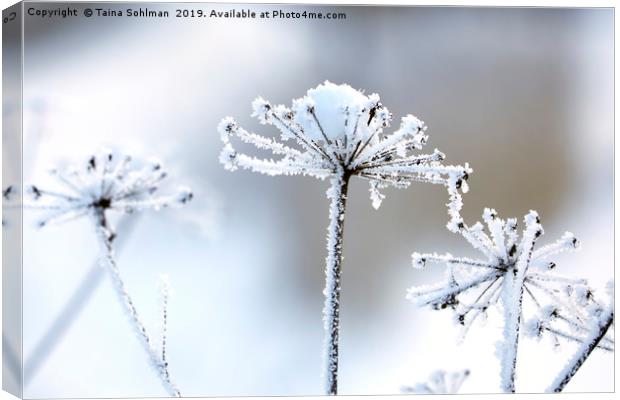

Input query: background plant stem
[547,306,614,393]
[95,211,181,397]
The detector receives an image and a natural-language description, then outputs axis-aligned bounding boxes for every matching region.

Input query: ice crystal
[401,369,470,394]
[219,81,471,395]
[218,81,471,214]
[407,208,582,392]
[26,149,193,233]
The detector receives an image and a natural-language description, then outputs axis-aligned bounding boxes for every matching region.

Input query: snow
[292,81,377,143]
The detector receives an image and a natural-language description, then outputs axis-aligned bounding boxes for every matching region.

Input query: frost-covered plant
[522,282,614,393]
[27,149,192,396]
[523,283,614,353]
[218,81,471,395]
[407,208,586,392]
[401,369,470,394]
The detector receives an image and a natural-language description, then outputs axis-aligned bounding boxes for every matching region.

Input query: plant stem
[546,306,614,393]
[500,230,538,393]
[499,272,523,393]
[94,211,181,397]
[322,170,350,396]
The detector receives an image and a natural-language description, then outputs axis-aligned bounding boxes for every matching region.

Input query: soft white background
[1,0,616,399]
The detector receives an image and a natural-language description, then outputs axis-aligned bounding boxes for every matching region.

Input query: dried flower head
[219,81,471,215]
[407,208,587,392]
[408,208,581,335]
[27,149,193,233]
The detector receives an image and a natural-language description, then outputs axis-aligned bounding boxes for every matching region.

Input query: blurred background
[12,3,613,397]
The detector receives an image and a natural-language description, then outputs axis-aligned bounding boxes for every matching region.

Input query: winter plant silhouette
[408,208,614,393]
[27,149,192,397]
[218,81,472,395]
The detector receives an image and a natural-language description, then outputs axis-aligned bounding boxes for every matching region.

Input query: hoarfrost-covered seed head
[411,252,426,269]
[218,82,471,218]
[218,117,237,141]
[251,97,271,125]
[408,208,586,346]
[219,144,238,171]
[27,149,193,228]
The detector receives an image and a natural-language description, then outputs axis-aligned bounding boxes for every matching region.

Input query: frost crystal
[401,369,470,394]
[407,208,584,392]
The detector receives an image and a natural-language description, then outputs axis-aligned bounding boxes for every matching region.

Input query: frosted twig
[159,274,171,370]
[546,302,614,392]
[95,216,180,396]
[219,81,471,395]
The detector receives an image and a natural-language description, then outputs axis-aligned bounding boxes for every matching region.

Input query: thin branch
[95,213,181,397]
[547,307,614,392]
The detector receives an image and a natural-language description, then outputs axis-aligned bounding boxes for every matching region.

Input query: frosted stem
[500,273,523,393]
[94,211,181,397]
[500,223,540,393]
[322,171,350,395]
[546,306,614,393]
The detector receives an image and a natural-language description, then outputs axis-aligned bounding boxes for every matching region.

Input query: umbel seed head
[27,149,193,228]
[219,81,471,216]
